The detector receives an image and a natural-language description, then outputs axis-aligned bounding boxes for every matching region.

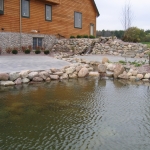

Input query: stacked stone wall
[0,32,56,52]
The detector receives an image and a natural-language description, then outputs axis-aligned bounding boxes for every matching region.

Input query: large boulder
[69,73,77,79]
[76,66,82,72]
[50,75,59,80]
[0,73,9,81]
[65,67,76,74]
[60,73,68,80]
[9,72,20,81]
[144,73,150,79]
[78,68,89,78]
[32,77,43,82]
[98,64,107,73]
[0,81,15,86]
[28,72,39,80]
[102,57,109,64]
[136,74,144,80]
[39,71,49,80]
[22,78,30,83]
[19,70,30,78]
[113,64,125,78]
[14,78,22,85]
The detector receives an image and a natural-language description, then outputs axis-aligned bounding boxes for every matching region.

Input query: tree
[120,1,134,30]
[122,27,146,43]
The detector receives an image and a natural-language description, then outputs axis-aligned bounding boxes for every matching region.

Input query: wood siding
[0,0,97,38]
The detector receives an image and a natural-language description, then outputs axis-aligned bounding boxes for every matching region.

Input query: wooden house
[0,0,99,50]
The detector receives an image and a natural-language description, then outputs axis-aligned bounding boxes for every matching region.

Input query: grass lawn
[141,42,150,48]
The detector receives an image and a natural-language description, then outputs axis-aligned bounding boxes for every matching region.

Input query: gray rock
[28,72,39,80]
[32,77,43,82]
[66,67,76,74]
[14,78,22,85]
[0,81,15,86]
[9,72,20,81]
[39,71,49,80]
[78,68,89,77]
[113,64,125,78]
[0,73,9,81]
[60,73,68,79]
[98,64,107,73]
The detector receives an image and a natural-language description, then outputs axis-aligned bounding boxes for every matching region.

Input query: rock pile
[52,37,149,58]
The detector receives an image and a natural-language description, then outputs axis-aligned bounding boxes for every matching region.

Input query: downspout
[20,0,22,51]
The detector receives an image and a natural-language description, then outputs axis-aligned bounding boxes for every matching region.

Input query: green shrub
[89,35,95,39]
[24,49,30,54]
[70,36,75,38]
[35,50,41,54]
[76,35,82,38]
[12,49,18,54]
[122,27,146,43]
[44,50,49,55]
[83,35,89,38]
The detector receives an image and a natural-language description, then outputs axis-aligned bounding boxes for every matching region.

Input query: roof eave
[92,0,100,17]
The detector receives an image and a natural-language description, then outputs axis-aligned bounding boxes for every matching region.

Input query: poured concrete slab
[0,55,70,73]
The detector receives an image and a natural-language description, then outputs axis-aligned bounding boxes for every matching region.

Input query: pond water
[0,79,150,150]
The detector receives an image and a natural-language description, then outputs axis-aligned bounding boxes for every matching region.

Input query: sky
[94,0,150,31]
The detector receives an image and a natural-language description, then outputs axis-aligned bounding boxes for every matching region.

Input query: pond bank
[0,56,150,86]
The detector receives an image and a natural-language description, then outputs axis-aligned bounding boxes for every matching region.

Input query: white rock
[19,70,30,78]
[144,73,150,79]
[50,75,59,80]
[9,72,20,81]
[0,81,15,86]
[22,78,30,83]
[136,74,144,80]
[65,67,76,74]
[89,72,100,76]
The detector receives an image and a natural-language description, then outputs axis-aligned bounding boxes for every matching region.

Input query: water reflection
[0,79,150,150]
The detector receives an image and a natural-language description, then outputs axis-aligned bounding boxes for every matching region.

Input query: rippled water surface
[0,79,150,150]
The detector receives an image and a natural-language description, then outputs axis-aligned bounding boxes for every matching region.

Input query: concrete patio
[0,55,70,73]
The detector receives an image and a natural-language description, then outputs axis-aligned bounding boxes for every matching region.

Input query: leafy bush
[35,50,41,54]
[76,35,82,38]
[89,35,95,39]
[143,34,150,42]
[24,49,30,54]
[70,36,75,38]
[44,50,49,55]
[6,47,12,54]
[83,35,89,38]
[12,49,18,54]
[122,27,146,43]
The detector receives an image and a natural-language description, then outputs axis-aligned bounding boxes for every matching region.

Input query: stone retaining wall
[0,32,56,52]
[53,37,149,58]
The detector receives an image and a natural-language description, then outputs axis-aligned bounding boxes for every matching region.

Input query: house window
[22,0,30,18]
[33,38,43,49]
[45,5,52,21]
[74,12,82,29]
[0,0,4,15]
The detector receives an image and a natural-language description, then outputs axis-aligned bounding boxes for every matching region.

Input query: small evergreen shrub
[35,50,41,54]
[83,35,89,38]
[24,49,30,54]
[89,35,95,39]
[44,50,50,55]
[70,36,75,38]
[76,35,82,38]
[12,49,18,54]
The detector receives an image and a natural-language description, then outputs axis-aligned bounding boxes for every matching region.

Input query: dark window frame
[21,0,30,18]
[45,4,52,22]
[33,37,43,50]
[74,11,82,29]
[0,0,4,15]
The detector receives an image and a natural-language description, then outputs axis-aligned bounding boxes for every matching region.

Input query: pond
[0,78,150,150]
